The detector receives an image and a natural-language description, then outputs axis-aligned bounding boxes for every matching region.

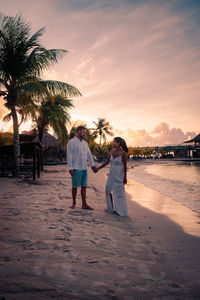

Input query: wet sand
[0,164,200,299]
[126,179,200,294]
[127,177,200,237]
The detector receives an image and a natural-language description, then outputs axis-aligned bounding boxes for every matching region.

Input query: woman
[97,137,129,216]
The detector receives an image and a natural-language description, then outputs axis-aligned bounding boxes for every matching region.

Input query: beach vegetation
[13,94,73,147]
[93,144,110,161]
[0,131,13,146]
[0,13,81,176]
[92,118,113,145]
[35,96,73,147]
[143,147,154,158]
[66,121,113,161]
[132,147,143,157]
[68,121,96,143]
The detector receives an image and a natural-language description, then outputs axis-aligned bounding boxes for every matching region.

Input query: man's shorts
[72,169,88,188]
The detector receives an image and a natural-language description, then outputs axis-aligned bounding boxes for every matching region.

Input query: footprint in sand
[22,240,49,250]
[3,227,9,231]
[69,210,92,216]
[8,209,20,216]
[64,225,73,231]
[58,182,67,186]
[60,230,71,238]
[100,258,110,265]
[48,225,56,229]
[88,259,99,264]
[62,246,71,253]
[117,264,127,270]
[58,195,71,200]
[48,208,65,214]
[3,257,12,262]
[54,237,70,241]
[88,239,105,248]
[102,235,111,241]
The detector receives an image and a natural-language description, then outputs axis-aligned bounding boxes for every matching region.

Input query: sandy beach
[0,164,200,300]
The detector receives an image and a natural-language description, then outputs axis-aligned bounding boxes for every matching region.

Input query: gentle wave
[128,161,200,212]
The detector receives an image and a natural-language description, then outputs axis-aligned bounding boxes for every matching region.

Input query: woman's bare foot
[82,204,93,210]
[112,211,119,215]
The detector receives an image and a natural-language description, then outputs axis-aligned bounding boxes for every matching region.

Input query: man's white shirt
[67,137,95,170]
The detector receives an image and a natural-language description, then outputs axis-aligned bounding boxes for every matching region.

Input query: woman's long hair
[114,137,128,153]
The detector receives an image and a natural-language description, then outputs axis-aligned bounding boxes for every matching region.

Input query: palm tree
[0,13,81,177]
[34,95,73,147]
[68,121,96,143]
[92,118,113,145]
[4,94,74,147]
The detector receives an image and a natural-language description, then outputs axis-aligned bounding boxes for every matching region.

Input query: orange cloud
[115,123,196,147]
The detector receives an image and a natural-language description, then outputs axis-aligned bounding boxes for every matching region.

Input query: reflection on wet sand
[126,178,200,238]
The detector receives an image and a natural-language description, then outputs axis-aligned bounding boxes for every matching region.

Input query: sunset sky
[0,0,200,146]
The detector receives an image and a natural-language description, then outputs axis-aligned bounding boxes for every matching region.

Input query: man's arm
[67,141,74,175]
[87,145,97,172]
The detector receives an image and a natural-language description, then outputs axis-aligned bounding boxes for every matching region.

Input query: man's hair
[76,126,86,133]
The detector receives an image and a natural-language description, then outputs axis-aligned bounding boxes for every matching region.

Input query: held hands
[70,167,99,175]
[91,166,98,173]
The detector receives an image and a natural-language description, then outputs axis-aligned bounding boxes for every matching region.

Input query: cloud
[115,122,197,146]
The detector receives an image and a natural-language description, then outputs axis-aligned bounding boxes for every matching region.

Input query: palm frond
[17,81,48,98]
[30,48,67,76]
[53,95,74,108]
[26,27,45,49]
[40,80,82,98]
[3,112,12,122]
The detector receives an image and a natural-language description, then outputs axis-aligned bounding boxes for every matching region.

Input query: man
[67,126,97,209]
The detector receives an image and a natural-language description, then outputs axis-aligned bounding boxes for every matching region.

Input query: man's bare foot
[70,204,76,209]
[82,204,93,210]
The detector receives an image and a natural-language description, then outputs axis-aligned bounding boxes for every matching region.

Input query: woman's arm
[122,151,127,184]
[97,152,111,171]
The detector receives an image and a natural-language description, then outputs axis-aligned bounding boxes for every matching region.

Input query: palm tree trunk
[38,126,44,168]
[38,127,43,143]
[100,134,102,145]
[11,106,20,178]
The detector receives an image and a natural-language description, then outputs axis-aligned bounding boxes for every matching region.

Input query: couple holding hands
[67,126,129,217]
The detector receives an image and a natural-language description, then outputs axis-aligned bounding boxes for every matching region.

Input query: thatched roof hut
[20,130,64,162]
[32,131,60,150]
[20,130,61,149]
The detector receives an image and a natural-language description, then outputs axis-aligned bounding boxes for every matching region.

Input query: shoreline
[0,165,200,299]
[125,180,200,293]
[102,162,200,237]
[127,159,200,214]
[126,177,200,237]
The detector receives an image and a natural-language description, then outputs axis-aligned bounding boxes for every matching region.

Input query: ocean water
[128,161,200,213]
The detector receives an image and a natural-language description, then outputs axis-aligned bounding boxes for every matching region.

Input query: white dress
[105,155,129,217]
